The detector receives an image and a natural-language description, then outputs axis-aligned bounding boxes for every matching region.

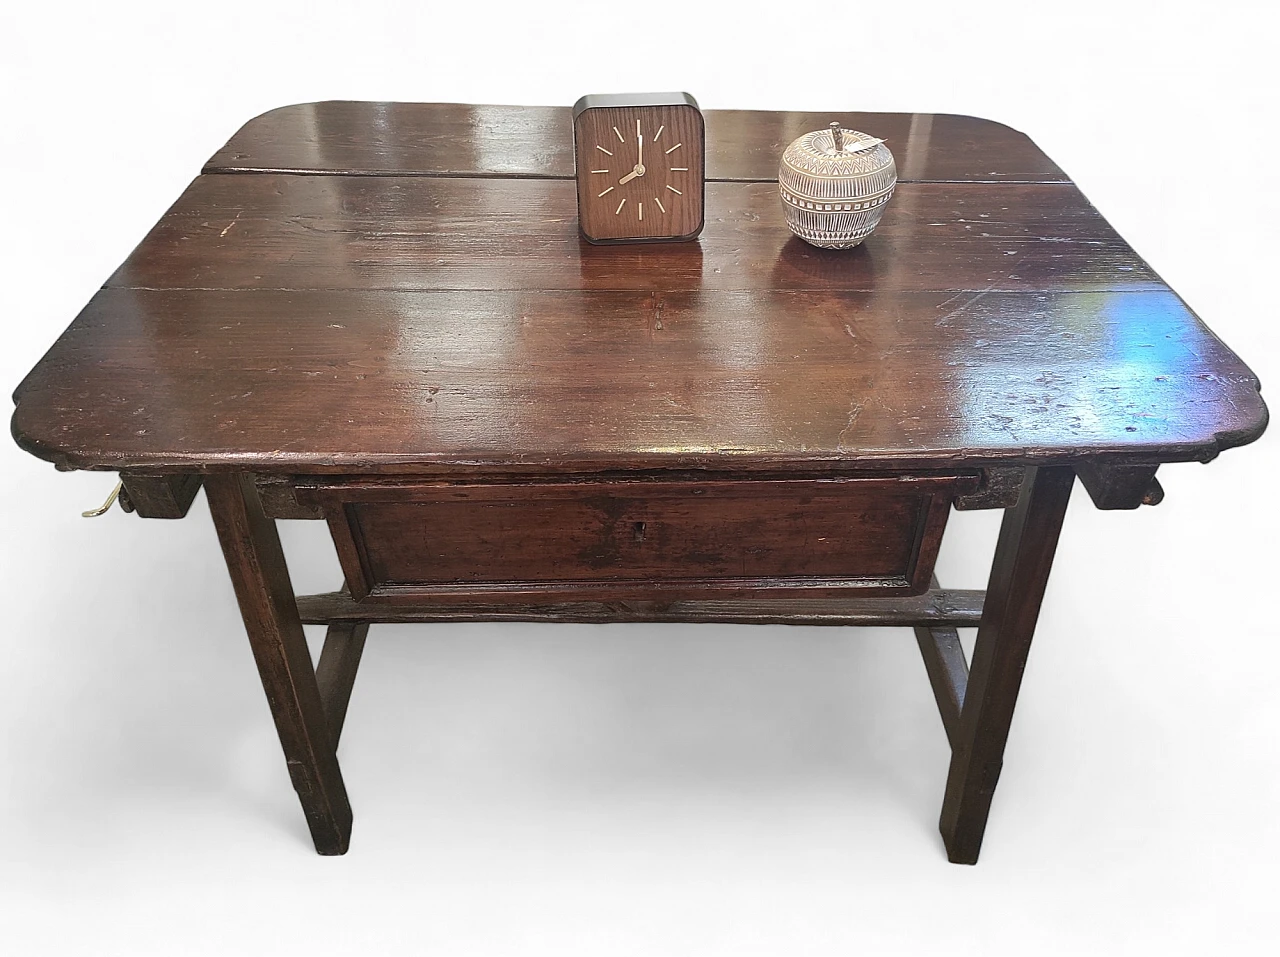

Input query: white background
[2,2,1276,954]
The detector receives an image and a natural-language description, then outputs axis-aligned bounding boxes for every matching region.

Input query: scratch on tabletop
[934,256,1027,325]
[837,399,865,449]
[220,211,243,237]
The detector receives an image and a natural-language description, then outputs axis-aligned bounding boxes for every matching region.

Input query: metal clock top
[571,91,701,120]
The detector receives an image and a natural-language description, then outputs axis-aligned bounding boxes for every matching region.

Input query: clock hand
[618,165,645,185]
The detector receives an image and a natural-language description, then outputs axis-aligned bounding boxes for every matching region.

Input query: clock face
[573,99,705,244]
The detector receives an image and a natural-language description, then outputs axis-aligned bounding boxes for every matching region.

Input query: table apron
[295,473,979,603]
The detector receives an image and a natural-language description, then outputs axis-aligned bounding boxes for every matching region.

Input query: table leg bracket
[315,620,369,748]
[915,622,970,749]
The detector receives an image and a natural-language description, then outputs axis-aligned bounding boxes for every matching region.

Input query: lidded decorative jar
[778,122,897,248]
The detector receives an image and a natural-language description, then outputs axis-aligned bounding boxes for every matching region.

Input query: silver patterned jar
[779,122,897,248]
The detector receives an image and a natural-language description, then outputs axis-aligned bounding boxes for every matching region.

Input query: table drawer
[296,475,977,603]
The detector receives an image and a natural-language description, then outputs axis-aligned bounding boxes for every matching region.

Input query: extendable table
[12,102,1267,861]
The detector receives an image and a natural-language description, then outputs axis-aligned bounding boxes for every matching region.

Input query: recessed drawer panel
[296,475,977,603]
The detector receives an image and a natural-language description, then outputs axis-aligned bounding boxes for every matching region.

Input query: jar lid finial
[829,121,844,153]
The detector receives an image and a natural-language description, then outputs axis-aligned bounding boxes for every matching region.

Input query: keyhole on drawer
[633,521,647,542]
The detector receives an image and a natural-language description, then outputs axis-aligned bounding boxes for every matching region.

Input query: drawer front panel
[298,475,975,603]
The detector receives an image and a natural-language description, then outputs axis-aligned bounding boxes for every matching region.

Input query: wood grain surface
[102,175,1161,293]
[12,283,1264,473]
[204,102,1068,184]
[293,587,987,627]
[299,475,967,601]
[10,102,1267,475]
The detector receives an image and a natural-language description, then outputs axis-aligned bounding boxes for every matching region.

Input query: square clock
[572,92,705,244]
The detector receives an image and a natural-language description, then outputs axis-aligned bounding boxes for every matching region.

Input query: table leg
[205,473,353,855]
[938,465,1074,864]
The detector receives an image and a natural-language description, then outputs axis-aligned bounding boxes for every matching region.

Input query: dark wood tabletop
[11,102,1266,476]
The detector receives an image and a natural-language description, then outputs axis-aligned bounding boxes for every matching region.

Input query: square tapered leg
[206,473,353,855]
[939,466,1074,864]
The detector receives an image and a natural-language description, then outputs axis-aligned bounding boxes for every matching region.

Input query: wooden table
[11,102,1267,862]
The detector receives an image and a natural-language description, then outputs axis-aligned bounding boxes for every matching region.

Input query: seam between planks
[200,165,1073,186]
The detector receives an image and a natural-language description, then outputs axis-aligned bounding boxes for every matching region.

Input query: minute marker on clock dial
[603,120,688,219]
